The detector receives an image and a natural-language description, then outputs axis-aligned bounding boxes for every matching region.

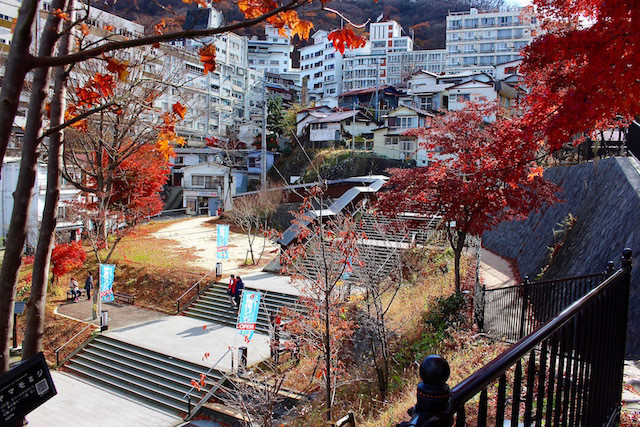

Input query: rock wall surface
[483,156,640,356]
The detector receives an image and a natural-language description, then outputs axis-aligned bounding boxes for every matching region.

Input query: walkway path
[479,247,519,289]
[57,298,168,330]
[27,371,181,427]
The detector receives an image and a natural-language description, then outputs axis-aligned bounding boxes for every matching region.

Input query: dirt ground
[151,217,279,277]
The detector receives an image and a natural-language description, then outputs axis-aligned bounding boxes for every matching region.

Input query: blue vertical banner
[342,256,353,280]
[236,291,261,343]
[99,264,115,303]
[217,224,229,259]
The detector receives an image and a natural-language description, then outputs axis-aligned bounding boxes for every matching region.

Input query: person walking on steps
[227,274,237,309]
[84,272,93,300]
[234,276,244,311]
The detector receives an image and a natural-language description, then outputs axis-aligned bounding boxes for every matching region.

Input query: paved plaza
[106,315,271,371]
[241,271,301,296]
[27,371,181,427]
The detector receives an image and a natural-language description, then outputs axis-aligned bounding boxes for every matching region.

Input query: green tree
[267,96,286,137]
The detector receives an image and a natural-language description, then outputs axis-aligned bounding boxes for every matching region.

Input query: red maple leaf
[327,28,367,55]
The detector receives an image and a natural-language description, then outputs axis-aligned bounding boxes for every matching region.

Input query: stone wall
[482,157,640,357]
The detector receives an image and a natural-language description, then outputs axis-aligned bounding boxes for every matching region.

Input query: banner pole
[98,264,102,326]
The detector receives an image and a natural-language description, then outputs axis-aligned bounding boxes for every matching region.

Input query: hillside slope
[98,0,502,49]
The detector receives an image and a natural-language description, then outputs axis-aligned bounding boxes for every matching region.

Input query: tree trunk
[0,0,65,373]
[0,0,39,173]
[453,231,466,294]
[324,292,332,421]
[22,0,73,361]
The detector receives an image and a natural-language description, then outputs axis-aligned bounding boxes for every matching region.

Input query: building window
[57,206,66,221]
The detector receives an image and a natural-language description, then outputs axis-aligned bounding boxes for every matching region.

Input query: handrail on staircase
[176,266,219,314]
[184,348,232,419]
[55,320,100,367]
[183,347,231,400]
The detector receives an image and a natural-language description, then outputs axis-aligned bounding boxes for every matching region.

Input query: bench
[113,292,134,305]
[66,289,87,301]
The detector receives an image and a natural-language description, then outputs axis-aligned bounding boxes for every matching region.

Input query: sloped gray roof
[276,177,388,247]
[310,110,360,124]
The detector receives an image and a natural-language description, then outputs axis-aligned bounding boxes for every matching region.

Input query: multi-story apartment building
[386,50,446,85]
[369,20,413,55]
[343,20,446,92]
[248,24,299,84]
[299,30,346,101]
[445,7,536,75]
[155,43,263,145]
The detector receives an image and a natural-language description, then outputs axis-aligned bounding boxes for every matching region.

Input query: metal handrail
[484,271,607,292]
[55,320,100,366]
[176,266,218,313]
[183,348,231,400]
[449,267,628,406]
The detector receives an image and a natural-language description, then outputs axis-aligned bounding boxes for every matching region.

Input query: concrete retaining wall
[482,156,640,357]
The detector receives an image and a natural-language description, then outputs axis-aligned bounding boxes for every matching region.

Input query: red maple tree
[376,102,559,293]
[110,144,170,225]
[521,0,640,151]
[50,242,87,285]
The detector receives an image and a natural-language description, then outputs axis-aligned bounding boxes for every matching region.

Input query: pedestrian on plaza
[234,276,244,309]
[69,277,80,302]
[84,272,93,300]
[227,274,237,308]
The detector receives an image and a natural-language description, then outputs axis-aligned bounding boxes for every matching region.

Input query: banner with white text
[99,264,115,303]
[217,224,229,259]
[236,291,261,343]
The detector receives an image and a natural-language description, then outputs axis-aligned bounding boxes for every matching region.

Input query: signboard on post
[216,225,229,260]
[99,264,115,303]
[0,352,56,425]
[236,291,262,343]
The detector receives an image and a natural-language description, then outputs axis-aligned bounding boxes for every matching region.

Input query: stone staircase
[66,335,226,416]
[182,282,302,333]
[358,212,446,246]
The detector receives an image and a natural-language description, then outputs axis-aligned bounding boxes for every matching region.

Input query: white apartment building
[299,30,346,101]
[155,44,263,145]
[343,20,446,92]
[369,21,413,55]
[445,7,536,75]
[386,50,446,85]
[1,158,83,247]
[248,24,299,85]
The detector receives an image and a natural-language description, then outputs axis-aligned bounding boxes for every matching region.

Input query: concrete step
[66,362,189,414]
[94,336,221,379]
[78,349,207,397]
[70,355,204,402]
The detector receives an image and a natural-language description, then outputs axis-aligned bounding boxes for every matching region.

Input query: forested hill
[104,0,503,49]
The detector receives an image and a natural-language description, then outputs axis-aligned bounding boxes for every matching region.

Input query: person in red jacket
[227,275,237,308]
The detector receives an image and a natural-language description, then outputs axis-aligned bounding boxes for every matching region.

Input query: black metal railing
[399,249,632,427]
[479,265,613,342]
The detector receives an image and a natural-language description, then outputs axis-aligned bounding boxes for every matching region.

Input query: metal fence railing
[478,269,611,342]
[398,249,632,427]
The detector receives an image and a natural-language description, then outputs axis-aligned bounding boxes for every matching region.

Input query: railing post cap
[622,248,633,268]
[419,354,450,386]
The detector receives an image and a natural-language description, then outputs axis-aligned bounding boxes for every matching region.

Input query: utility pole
[261,74,267,192]
[352,101,356,151]
[375,60,380,123]
[206,72,210,135]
